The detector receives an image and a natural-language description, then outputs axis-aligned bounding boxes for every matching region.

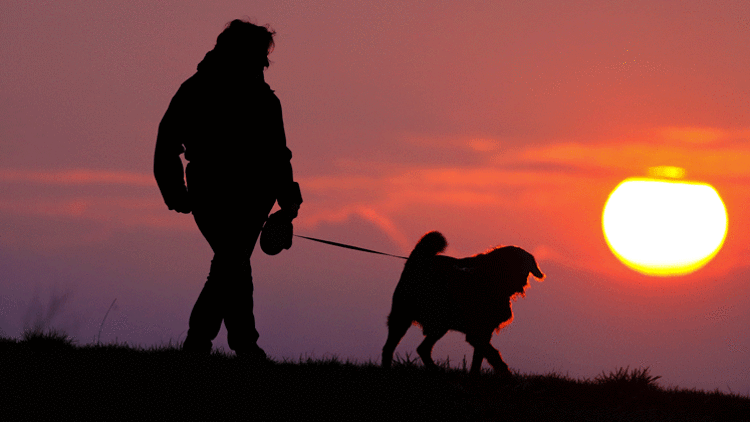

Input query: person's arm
[271,95,302,218]
[154,88,191,214]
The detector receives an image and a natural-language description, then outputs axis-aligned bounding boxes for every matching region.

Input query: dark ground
[1,331,748,421]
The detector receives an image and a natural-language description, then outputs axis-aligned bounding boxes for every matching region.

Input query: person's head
[215,19,275,69]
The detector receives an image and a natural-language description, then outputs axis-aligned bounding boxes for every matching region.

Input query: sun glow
[602,173,728,276]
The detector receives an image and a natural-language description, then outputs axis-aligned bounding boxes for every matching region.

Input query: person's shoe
[182,335,212,355]
[235,344,268,363]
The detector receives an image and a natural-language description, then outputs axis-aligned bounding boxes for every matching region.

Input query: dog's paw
[496,367,513,381]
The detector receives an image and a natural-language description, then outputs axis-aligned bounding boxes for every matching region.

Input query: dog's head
[487,246,545,298]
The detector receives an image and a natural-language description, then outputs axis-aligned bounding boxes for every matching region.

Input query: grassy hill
[1,330,748,421]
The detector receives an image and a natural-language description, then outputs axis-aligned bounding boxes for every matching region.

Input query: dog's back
[396,231,449,289]
[388,231,451,326]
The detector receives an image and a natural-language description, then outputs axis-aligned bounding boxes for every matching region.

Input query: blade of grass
[97,298,117,345]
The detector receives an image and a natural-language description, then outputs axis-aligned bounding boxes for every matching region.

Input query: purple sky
[2,1,749,394]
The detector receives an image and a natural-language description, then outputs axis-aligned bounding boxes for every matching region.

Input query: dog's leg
[416,329,446,369]
[466,333,490,376]
[469,347,484,376]
[467,332,510,377]
[382,316,411,368]
[483,343,511,378]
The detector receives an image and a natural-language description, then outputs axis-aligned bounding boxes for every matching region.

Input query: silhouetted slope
[1,332,748,421]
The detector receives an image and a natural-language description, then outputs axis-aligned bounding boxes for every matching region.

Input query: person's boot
[182,335,212,355]
[235,344,268,363]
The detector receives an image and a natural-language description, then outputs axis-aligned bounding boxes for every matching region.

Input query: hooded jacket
[154,49,299,211]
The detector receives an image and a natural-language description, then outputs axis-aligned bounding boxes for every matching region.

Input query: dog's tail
[408,231,447,260]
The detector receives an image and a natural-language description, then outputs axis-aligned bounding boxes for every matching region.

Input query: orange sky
[1,0,749,393]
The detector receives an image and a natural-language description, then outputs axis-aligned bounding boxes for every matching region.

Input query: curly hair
[215,19,276,68]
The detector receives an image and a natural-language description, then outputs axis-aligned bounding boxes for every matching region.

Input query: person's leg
[182,253,229,353]
[182,164,277,355]
[182,208,232,353]
[182,165,236,353]
[185,196,275,355]
[224,202,273,356]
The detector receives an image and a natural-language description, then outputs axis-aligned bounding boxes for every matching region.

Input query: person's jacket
[154,49,300,211]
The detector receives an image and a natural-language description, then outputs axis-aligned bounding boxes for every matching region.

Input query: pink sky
[2,1,749,393]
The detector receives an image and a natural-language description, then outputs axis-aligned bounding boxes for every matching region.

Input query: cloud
[661,127,725,144]
[297,161,592,264]
[0,167,193,235]
[5,129,750,274]
[660,127,750,144]
[296,204,410,253]
[506,139,750,179]
[467,139,501,152]
[300,166,574,224]
[298,129,750,275]
[404,134,503,153]
[0,169,154,187]
[0,193,193,254]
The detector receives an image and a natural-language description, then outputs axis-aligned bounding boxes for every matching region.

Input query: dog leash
[294,235,407,260]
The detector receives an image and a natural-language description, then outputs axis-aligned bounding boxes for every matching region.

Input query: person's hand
[170,203,192,214]
[278,182,302,219]
[168,192,191,214]
[283,203,300,220]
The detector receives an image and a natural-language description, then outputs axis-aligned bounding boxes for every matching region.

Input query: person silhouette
[154,19,302,359]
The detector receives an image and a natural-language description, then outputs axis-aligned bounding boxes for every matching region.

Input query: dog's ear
[530,265,544,280]
[526,253,545,281]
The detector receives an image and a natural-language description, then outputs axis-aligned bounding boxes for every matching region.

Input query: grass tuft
[20,327,77,349]
[595,366,662,388]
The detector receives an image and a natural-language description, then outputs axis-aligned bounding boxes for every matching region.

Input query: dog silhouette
[382,231,544,376]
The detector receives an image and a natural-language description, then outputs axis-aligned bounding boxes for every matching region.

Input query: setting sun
[602,170,728,276]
